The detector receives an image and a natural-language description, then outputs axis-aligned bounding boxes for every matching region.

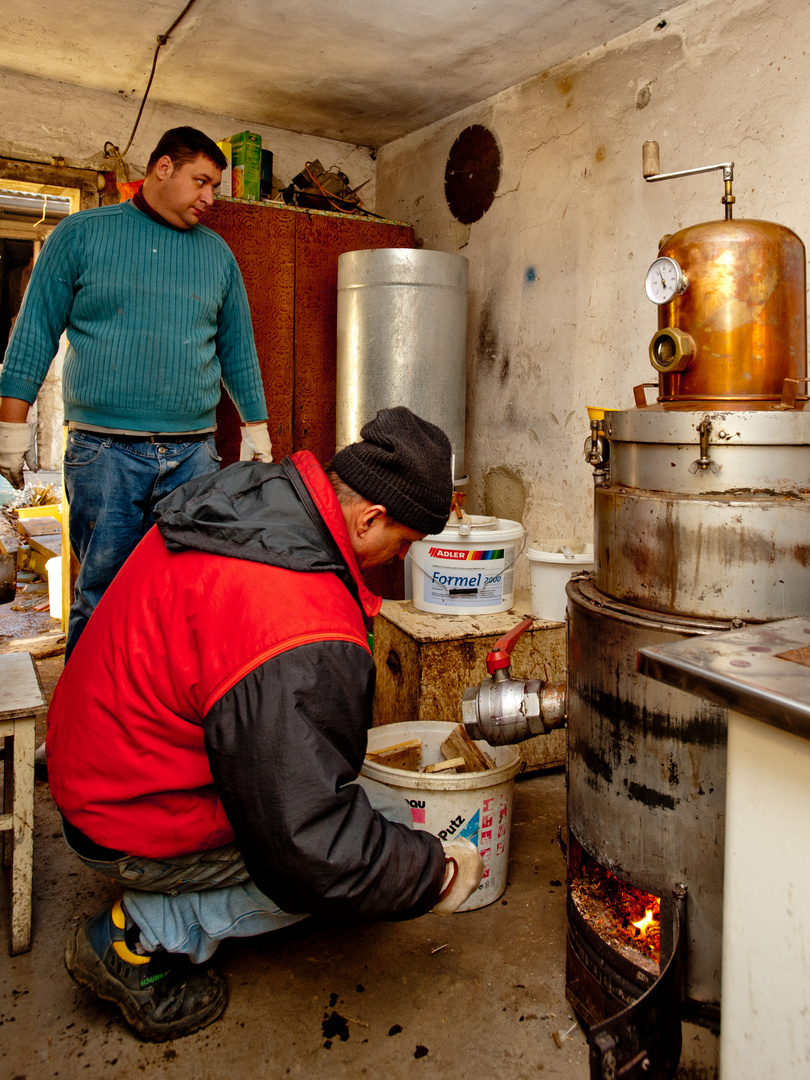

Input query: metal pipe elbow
[462,678,567,745]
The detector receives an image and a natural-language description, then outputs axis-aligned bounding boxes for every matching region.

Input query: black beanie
[332,407,453,535]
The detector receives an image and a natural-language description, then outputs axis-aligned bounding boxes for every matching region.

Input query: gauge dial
[645,256,687,305]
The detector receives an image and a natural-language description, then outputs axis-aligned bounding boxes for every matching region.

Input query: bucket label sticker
[428,546,505,561]
[407,798,426,824]
[437,813,466,841]
[459,809,480,846]
[422,543,516,609]
[480,797,494,880]
[477,793,511,889]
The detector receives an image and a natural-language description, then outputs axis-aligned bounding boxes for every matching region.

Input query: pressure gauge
[645,256,687,305]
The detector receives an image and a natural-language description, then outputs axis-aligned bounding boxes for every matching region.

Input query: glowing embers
[570,850,661,975]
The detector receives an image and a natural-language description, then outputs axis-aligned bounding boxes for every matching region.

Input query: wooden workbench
[372,590,567,772]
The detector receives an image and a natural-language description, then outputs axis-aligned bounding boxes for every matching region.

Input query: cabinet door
[208,202,414,467]
[207,202,296,463]
[293,212,414,465]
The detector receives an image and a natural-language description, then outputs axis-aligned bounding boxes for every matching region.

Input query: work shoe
[65,900,227,1041]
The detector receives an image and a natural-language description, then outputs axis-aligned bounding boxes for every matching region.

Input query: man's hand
[0,421,35,490]
[431,838,484,914]
[239,424,273,463]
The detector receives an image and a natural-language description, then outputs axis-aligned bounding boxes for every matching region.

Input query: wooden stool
[1,651,45,954]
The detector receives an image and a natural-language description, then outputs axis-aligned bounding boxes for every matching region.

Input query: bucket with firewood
[362,721,522,910]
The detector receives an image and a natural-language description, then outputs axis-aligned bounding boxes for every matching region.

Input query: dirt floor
[0,577,590,1080]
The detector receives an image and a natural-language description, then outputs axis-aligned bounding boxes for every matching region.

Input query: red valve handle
[486,617,534,674]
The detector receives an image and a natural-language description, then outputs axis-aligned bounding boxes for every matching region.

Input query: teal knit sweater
[0,201,267,431]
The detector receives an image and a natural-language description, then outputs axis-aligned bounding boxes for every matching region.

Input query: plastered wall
[0,69,377,468]
[0,68,376,202]
[375,0,810,589]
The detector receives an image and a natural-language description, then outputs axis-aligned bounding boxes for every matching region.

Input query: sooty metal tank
[566,144,810,1079]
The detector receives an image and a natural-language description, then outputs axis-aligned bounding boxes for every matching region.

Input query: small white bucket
[526,540,594,622]
[46,556,62,619]
[362,721,522,911]
[408,516,525,615]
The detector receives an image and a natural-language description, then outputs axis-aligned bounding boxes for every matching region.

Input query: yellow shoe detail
[110,900,150,965]
[112,939,150,965]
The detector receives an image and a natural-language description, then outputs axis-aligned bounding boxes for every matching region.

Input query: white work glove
[0,421,35,490]
[431,838,484,915]
[239,424,273,463]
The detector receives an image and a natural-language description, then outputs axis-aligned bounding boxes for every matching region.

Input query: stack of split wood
[365,724,496,775]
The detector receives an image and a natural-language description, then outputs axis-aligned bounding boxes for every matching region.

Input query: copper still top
[653,218,807,406]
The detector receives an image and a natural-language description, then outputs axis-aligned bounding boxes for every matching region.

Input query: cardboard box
[229,131,261,201]
[217,138,232,197]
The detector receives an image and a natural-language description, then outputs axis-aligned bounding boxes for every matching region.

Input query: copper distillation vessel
[464,145,810,1079]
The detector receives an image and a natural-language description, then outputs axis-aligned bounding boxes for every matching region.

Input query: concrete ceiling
[3,0,670,148]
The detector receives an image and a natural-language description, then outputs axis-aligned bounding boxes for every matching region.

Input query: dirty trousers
[65,778,412,964]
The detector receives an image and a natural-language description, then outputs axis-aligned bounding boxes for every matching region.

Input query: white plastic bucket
[362,721,522,911]
[525,540,594,622]
[46,556,62,619]
[408,516,525,615]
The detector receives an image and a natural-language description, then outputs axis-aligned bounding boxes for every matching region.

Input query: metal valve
[462,617,567,745]
[689,418,721,475]
[584,416,610,486]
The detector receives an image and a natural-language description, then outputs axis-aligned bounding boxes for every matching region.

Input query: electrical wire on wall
[104,0,201,167]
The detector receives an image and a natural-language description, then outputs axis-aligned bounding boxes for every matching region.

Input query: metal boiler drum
[566,575,728,1011]
[653,219,806,404]
[567,200,810,1054]
[336,248,469,478]
[594,409,810,621]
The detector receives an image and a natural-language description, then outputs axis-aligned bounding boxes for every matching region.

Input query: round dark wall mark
[444,125,501,224]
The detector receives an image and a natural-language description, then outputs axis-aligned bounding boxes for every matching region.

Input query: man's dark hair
[147,127,227,174]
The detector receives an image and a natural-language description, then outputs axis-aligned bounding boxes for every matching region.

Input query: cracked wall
[375,0,807,592]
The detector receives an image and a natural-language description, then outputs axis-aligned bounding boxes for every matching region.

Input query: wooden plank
[9,714,35,954]
[16,516,61,537]
[365,738,422,771]
[27,534,62,560]
[0,652,46,717]
[0,631,66,659]
[440,724,495,772]
[423,757,465,774]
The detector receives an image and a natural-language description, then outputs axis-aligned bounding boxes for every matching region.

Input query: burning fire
[631,908,656,936]
[571,852,661,967]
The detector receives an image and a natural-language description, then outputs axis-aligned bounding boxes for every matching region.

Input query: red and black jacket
[47,451,445,921]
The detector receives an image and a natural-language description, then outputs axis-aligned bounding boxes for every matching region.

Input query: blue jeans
[65,777,413,964]
[63,431,221,659]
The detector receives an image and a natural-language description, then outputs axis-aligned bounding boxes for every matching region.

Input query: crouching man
[46,407,483,1042]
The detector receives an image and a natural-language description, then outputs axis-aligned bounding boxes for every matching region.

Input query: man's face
[355,515,425,570]
[152,154,222,229]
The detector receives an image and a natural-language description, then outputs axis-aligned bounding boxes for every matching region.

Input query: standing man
[0,126,273,658]
[47,407,483,1042]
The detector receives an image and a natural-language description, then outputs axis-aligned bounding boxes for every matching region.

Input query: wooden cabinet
[206,200,414,466]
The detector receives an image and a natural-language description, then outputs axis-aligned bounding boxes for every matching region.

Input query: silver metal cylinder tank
[595,409,810,621]
[336,248,469,478]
